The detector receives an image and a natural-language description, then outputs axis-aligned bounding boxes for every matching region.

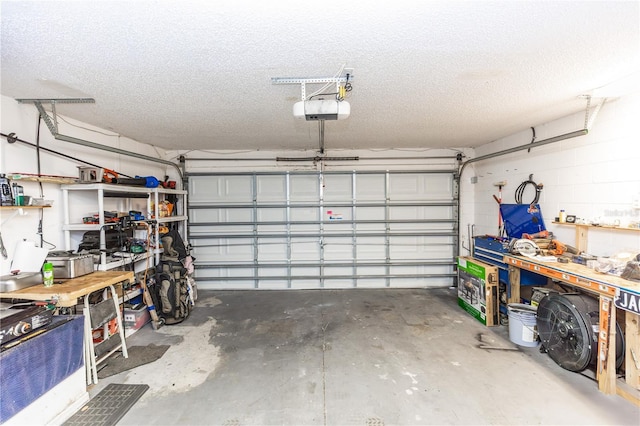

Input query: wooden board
[504,255,640,296]
[0,271,134,307]
[9,173,78,184]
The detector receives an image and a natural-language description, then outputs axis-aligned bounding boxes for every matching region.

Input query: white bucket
[507,303,538,347]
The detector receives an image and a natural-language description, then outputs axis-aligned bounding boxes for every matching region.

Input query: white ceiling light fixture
[272,66,353,121]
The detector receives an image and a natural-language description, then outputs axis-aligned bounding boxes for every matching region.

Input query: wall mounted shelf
[552,221,640,252]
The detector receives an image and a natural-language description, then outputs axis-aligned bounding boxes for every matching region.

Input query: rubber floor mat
[64,383,149,426]
[98,344,170,379]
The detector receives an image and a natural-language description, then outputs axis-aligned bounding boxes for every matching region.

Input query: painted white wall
[0,95,178,275]
[3,89,638,275]
[464,92,640,257]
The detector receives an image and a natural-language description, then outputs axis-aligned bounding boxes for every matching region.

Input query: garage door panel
[191,207,253,223]
[291,267,320,277]
[291,207,319,220]
[323,266,352,276]
[191,175,254,203]
[290,175,319,201]
[389,173,453,201]
[290,241,320,261]
[389,237,454,258]
[390,264,452,275]
[189,170,456,289]
[194,238,252,259]
[388,205,452,220]
[291,280,322,289]
[324,238,353,261]
[355,278,388,288]
[188,176,222,203]
[323,206,352,222]
[389,277,450,288]
[322,279,355,289]
[257,224,287,233]
[357,266,387,277]
[196,280,257,290]
[356,237,386,259]
[290,225,320,234]
[257,208,285,221]
[258,239,287,261]
[323,174,352,202]
[259,268,288,278]
[259,281,290,290]
[256,175,286,202]
[355,174,385,200]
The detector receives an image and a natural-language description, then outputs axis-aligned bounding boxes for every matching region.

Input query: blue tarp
[0,315,84,423]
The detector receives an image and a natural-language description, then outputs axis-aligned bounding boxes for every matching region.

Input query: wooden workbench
[0,270,134,385]
[504,255,640,406]
[0,271,134,307]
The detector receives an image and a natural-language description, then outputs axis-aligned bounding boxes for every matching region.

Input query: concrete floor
[92,288,640,425]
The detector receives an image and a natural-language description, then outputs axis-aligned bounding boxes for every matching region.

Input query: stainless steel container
[46,253,94,279]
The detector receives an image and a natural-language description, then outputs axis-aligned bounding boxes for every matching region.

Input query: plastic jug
[43,262,54,287]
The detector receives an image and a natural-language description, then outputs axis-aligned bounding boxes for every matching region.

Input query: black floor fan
[537,293,625,372]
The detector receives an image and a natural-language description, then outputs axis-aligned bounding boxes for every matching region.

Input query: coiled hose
[515,174,543,205]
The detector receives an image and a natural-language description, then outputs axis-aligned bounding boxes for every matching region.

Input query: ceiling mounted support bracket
[16,98,96,104]
[578,94,607,131]
[272,76,352,101]
[17,98,96,135]
[14,97,185,184]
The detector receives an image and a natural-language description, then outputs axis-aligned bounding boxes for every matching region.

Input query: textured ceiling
[1,1,639,152]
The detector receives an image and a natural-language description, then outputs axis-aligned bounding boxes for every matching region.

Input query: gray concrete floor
[92,288,640,425]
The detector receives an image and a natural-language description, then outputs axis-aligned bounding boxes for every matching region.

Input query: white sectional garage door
[188,171,458,290]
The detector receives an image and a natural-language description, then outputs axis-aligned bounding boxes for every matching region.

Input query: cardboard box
[457,256,499,326]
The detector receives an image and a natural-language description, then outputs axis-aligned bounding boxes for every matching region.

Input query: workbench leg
[597,296,616,394]
[83,305,98,385]
[83,311,92,386]
[626,312,640,390]
[508,266,520,304]
[108,284,128,359]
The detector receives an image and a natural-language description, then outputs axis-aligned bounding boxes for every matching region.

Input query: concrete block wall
[465,92,640,257]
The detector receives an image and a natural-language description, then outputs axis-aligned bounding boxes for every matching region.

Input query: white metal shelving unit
[61,183,188,270]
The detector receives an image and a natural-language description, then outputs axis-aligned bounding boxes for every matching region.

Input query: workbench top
[0,271,134,307]
[504,255,640,294]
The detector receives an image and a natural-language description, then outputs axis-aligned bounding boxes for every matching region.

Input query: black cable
[308,92,340,101]
[36,116,44,247]
[34,117,57,249]
[36,118,43,197]
[308,74,353,101]
[515,174,543,205]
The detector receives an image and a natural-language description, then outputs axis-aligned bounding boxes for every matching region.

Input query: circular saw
[508,238,539,256]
